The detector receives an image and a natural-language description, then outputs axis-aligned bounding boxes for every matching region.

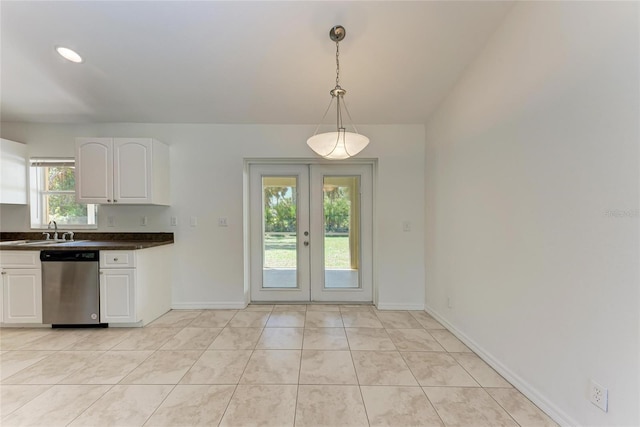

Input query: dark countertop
[0,232,174,251]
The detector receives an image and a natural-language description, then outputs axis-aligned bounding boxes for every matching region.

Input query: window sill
[30,225,99,230]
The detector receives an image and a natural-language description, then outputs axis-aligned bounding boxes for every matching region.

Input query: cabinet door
[100,269,136,323]
[0,276,3,322]
[2,269,43,324]
[76,138,113,204]
[113,138,153,204]
[0,139,28,205]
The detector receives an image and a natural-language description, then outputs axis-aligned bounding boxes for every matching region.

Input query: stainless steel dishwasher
[41,250,102,326]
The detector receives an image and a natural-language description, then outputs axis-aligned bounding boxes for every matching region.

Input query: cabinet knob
[113,258,119,261]
[114,199,118,203]
[107,199,112,203]
[1,271,6,275]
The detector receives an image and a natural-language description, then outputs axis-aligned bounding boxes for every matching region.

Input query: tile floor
[0,305,558,426]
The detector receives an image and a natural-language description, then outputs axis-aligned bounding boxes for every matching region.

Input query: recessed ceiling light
[55,46,83,63]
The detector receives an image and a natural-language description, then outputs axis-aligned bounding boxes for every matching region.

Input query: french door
[249,163,372,302]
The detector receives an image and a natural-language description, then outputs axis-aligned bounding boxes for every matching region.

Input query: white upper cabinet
[0,138,28,205]
[76,137,170,205]
[76,138,113,203]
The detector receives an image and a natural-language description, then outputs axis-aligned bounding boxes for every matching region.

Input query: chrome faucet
[48,220,58,240]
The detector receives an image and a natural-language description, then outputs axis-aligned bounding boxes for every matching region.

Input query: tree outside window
[30,159,97,228]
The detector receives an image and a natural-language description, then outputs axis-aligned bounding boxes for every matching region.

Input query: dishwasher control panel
[41,250,98,261]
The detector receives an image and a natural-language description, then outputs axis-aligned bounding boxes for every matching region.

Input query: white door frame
[249,164,310,302]
[246,160,375,303]
[309,164,373,302]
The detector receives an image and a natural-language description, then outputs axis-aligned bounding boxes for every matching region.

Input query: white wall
[0,122,425,309]
[425,2,639,426]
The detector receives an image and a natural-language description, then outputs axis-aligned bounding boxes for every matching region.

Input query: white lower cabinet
[99,246,171,326]
[100,269,135,323]
[0,246,170,327]
[0,251,43,324]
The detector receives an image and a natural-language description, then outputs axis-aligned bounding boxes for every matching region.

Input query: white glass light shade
[306,131,370,160]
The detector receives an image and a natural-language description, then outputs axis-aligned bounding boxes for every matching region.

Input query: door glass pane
[323,176,360,288]
[262,176,297,288]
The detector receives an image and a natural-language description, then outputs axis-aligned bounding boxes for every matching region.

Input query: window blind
[30,158,75,167]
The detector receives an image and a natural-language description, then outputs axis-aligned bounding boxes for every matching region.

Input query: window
[30,158,97,228]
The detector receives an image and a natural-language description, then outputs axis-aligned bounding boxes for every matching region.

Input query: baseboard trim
[424,304,578,427]
[376,302,425,311]
[171,302,247,310]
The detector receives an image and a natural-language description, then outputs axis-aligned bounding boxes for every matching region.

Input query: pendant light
[307,25,370,160]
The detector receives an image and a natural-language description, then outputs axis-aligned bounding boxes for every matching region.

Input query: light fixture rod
[336,94,342,130]
[335,40,340,89]
[341,97,359,135]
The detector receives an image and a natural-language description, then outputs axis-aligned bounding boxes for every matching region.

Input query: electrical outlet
[447,296,453,308]
[590,380,608,412]
[218,217,228,227]
[107,216,116,227]
[170,216,178,226]
[141,216,148,226]
[402,221,411,232]
[190,216,198,227]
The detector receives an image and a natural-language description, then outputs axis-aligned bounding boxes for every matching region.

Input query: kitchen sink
[17,240,67,246]
[0,240,27,245]
[47,240,89,246]
[0,239,89,247]
[0,240,88,247]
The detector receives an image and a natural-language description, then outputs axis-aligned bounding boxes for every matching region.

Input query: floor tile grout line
[293,332,305,427]
[447,353,486,389]
[0,383,54,419]
[484,387,525,427]
[60,328,131,352]
[398,350,424,387]
[418,386,448,427]
[396,345,422,388]
[344,325,373,426]
[62,347,153,386]
[216,327,260,425]
[3,348,108,385]
[118,339,196,385]
[357,384,372,426]
[62,382,116,426]
[0,349,55,377]
[139,383,179,427]
[171,347,206,385]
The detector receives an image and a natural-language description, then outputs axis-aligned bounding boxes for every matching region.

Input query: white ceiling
[1,1,513,124]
